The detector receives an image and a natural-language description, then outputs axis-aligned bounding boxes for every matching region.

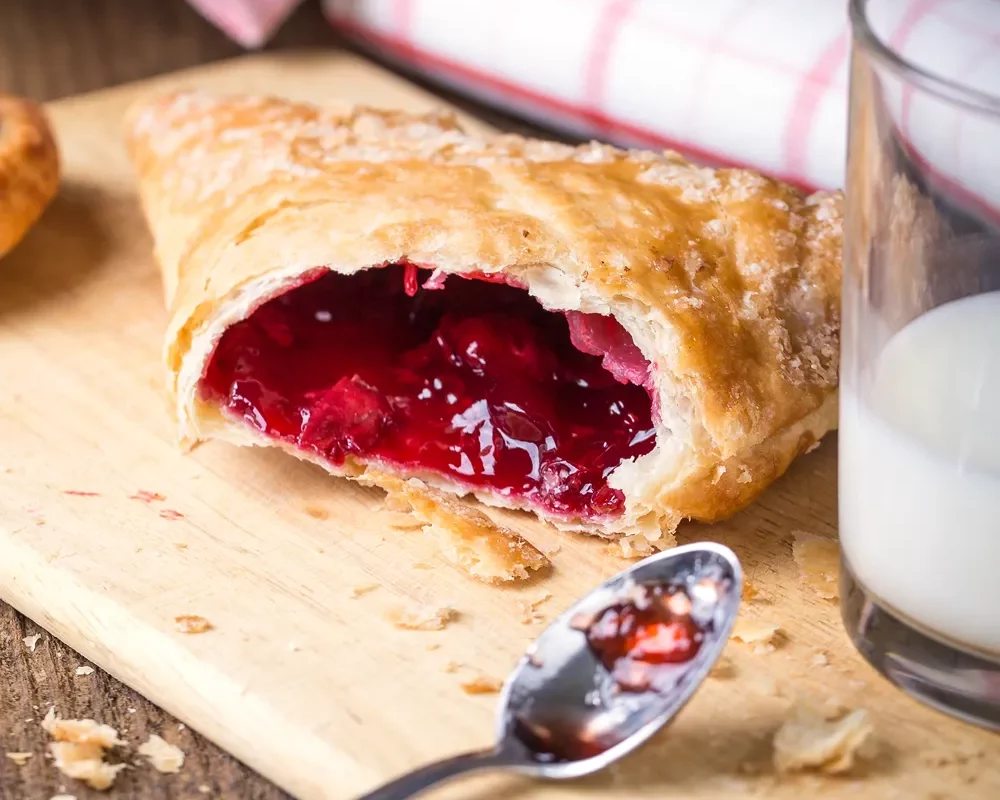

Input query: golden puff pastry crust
[0,94,59,260]
[124,90,841,548]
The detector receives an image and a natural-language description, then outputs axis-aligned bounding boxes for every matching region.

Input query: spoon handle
[357,747,517,800]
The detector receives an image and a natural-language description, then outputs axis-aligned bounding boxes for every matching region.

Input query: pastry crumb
[5,752,33,766]
[742,579,759,602]
[732,619,781,653]
[424,643,441,651]
[42,707,125,790]
[791,531,839,600]
[174,615,213,634]
[709,655,737,679]
[23,633,42,652]
[773,705,874,774]
[519,592,553,625]
[199,786,211,794]
[411,561,433,570]
[459,673,503,694]
[138,734,184,774]
[174,542,189,551]
[810,650,829,667]
[614,535,657,560]
[369,474,548,582]
[442,661,463,674]
[544,543,562,556]
[348,583,380,599]
[50,795,77,800]
[303,505,328,520]
[74,666,94,677]
[389,604,458,631]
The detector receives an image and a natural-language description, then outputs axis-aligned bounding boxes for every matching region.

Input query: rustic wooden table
[0,2,552,798]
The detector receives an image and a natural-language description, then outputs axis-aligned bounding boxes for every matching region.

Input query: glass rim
[849,0,1000,115]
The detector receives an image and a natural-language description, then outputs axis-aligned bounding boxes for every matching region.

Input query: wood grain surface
[0,6,561,800]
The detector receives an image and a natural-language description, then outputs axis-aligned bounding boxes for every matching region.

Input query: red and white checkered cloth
[188,0,1000,201]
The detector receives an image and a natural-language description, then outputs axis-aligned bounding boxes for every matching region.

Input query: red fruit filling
[201,265,656,519]
[584,583,703,692]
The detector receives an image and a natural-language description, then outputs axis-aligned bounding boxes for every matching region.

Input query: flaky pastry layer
[124,91,842,546]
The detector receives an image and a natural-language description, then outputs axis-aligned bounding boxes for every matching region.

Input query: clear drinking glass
[840,0,1000,729]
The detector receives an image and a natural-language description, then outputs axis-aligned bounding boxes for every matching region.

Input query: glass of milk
[841,0,1000,729]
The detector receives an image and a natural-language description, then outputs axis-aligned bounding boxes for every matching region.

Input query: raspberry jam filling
[582,582,703,693]
[201,265,656,519]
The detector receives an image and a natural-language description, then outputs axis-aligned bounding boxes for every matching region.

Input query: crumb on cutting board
[459,673,504,695]
[348,583,380,599]
[42,707,125,790]
[159,509,184,521]
[5,752,33,766]
[773,705,874,774]
[611,534,663,560]
[519,592,553,625]
[388,605,458,631]
[138,734,184,774]
[174,615,213,634]
[732,619,781,654]
[23,633,41,652]
[791,531,839,600]
[74,666,94,677]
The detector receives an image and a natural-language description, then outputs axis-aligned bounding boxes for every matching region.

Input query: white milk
[840,291,1000,656]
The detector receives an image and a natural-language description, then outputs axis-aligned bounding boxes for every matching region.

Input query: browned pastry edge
[0,94,59,259]
[361,471,550,583]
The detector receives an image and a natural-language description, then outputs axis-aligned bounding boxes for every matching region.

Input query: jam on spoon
[574,580,710,693]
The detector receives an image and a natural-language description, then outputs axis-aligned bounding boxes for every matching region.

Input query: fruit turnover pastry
[125,92,841,581]
[0,93,59,260]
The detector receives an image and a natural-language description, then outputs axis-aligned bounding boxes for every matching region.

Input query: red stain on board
[63,490,100,497]
[159,509,184,521]
[130,490,166,503]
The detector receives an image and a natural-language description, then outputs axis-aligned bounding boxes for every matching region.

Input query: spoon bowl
[360,542,742,799]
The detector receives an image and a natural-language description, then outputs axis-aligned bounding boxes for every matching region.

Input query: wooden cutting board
[0,50,995,800]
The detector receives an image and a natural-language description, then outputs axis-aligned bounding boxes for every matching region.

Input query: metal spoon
[359,541,742,800]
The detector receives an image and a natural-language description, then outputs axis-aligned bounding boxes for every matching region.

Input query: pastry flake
[138,734,185,774]
[367,473,548,583]
[42,707,125,791]
[791,530,840,600]
[125,92,842,545]
[773,705,874,774]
